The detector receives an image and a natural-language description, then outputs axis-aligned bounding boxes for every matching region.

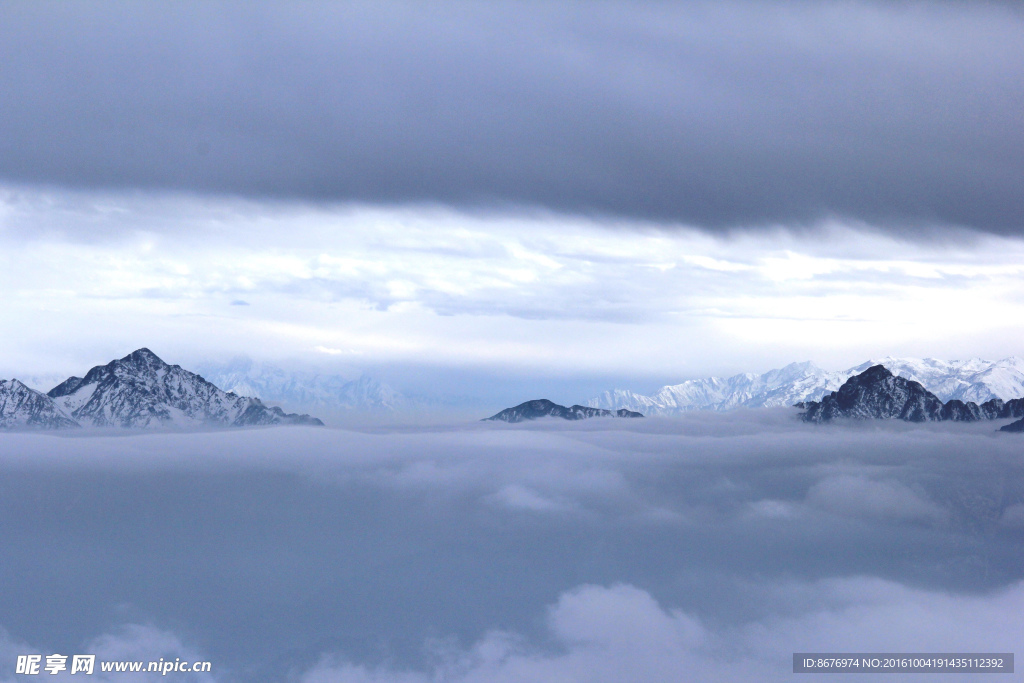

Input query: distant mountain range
[798,364,1024,431]
[485,399,643,423]
[588,357,1024,415]
[8,352,1024,431]
[193,359,404,413]
[0,349,322,430]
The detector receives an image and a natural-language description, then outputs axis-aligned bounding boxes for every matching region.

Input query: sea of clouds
[0,410,1022,682]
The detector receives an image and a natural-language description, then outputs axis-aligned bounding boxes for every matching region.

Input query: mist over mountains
[194,358,405,413]
[7,352,1024,430]
[116,354,1024,420]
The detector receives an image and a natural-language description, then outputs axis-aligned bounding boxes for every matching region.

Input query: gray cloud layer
[2,414,1023,681]
[1,1,1022,234]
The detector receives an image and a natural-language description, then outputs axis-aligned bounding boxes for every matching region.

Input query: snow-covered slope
[589,362,847,415]
[590,357,1024,415]
[195,358,404,412]
[47,349,322,429]
[0,379,79,429]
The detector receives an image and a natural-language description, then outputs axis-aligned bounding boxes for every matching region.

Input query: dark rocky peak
[86,347,171,383]
[485,399,568,423]
[980,398,1005,419]
[485,399,643,423]
[939,400,983,422]
[800,364,946,423]
[121,347,167,369]
[800,364,1024,426]
[1006,399,1024,418]
[987,399,1024,431]
[49,349,174,397]
[982,398,1024,420]
[1001,418,1024,432]
[48,376,85,398]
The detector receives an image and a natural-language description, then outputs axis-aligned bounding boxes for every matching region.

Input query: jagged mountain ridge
[589,357,1024,415]
[194,359,404,412]
[45,349,323,429]
[799,365,1024,424]
[485,399,643,423]
[862,356,1024,404]
[0,379,80,429]
[0,349,323,430]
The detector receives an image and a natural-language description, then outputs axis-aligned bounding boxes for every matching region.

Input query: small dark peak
[485,399,643,423]
[123,348,167,367]
[484,399,564,423]
[859,364,894,381]
[980,398,1006,420]
[59,349,171,388]
[940,399,982,422]
[1002,398,1024,419]
[233,400,322,427]
[1000,418,1024,433]
[568,405,611,419]
[48,376,84,398]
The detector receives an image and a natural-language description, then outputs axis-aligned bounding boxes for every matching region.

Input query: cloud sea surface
[1,411,1021,681]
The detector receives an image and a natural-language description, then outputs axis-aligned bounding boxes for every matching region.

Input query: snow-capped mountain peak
[45,349,322,429]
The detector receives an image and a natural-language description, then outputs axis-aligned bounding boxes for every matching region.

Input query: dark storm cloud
[1,1,1022,234]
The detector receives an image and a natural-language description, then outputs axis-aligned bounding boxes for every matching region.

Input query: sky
[1,0,1023,401]
[3,5,1024,679]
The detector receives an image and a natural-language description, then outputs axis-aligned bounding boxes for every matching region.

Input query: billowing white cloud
[297,578,1024,683]
[484,485,575,513]
[999,503,1024,528]
[806,475,947,523]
